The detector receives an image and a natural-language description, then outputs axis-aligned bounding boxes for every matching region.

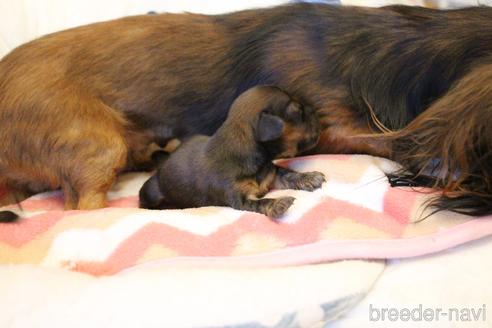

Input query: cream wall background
[0,0,485,58]
[0,0,289,58]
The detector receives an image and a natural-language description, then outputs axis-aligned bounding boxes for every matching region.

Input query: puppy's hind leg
[231,178,295,219]
[232,195,296,219]
[247,197,296,219]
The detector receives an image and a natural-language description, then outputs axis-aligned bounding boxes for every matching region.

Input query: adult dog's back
[0,3,491,217]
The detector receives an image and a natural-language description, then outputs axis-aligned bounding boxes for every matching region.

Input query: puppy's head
[251,87,320,158]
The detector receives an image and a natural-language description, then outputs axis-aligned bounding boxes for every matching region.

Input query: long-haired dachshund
[0,3,491,222]
[139,86,324,218]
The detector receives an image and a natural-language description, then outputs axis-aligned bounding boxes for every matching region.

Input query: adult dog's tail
[390,64,492,216]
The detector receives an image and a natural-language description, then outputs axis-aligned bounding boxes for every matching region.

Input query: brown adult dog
[0,3,491,221]
[139,86,324,218]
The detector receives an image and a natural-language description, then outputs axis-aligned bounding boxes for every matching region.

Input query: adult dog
[0,3,491,218]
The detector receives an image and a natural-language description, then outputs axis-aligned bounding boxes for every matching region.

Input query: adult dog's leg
[310,99,392,157]
[72,132,127,210]
[55,94,128,210]
[0,89,128,213]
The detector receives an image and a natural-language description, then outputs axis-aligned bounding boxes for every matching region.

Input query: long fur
[0,3,491,218]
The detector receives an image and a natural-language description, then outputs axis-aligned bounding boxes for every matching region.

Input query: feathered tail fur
[389,63,492,216]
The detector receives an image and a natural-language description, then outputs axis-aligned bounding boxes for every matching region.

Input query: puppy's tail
[0,211,19,223]
[388,65,492,216]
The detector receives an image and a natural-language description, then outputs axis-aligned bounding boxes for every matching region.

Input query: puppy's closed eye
[256,112,285,142]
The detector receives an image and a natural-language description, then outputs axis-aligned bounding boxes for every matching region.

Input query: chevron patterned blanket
[1,155,491,276]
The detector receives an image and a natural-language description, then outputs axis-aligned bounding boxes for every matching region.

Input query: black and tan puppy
[139,86,325,218]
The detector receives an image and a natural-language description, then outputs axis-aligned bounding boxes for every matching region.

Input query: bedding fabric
[1,155,491,276]
[2,238,491,327]
[0,261,385,328]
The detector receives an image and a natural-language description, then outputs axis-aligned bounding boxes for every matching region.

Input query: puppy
[139,86,325,218]
[1,3,491,220]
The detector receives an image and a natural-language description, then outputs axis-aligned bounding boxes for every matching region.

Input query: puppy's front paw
[266,196,295,219]
[296,171,326,191]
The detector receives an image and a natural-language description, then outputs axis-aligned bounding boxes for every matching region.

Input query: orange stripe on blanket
[301,199,407,238]
[108,196,139,208]
[4,195,139,213]
[0,211,65,247]
[383,187,433,224]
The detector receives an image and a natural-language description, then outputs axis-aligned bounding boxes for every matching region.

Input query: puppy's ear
[257,112,285,142]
